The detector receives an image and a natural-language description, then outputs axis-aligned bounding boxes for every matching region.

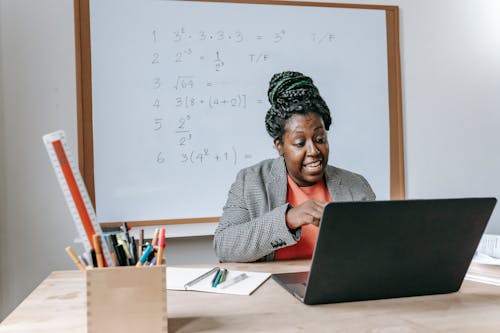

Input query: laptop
[272,198,497,305]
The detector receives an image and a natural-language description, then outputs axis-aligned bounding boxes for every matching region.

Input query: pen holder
[86,266,168,332]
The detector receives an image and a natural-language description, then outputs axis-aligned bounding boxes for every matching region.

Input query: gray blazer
[213,156,375,262]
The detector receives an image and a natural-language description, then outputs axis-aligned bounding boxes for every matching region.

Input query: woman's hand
[285,200,326,229]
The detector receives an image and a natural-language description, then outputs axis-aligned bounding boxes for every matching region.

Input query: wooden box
[86,266,167,332]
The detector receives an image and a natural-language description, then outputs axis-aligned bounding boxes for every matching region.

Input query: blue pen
[136,244,153,266]
[212,269,223,288]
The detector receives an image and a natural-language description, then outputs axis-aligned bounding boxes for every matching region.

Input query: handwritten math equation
[170,27,335,45]
[150,26,334,167]
[155,147,253,166]
[151,28,336,71]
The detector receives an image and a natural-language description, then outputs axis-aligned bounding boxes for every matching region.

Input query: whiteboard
[85,0,402,223]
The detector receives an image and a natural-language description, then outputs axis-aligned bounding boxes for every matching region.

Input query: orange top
[275,175,333,260]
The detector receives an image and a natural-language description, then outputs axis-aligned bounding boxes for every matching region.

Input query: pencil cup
[86,266,167,332]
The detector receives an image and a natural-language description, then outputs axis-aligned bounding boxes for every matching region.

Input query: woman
[214,71,375,262]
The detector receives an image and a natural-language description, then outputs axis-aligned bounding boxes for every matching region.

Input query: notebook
[167,267,270,295]
[272,198,497,305]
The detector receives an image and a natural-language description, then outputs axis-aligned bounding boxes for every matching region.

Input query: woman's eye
[316,136,326,143]
[293,140,305,147]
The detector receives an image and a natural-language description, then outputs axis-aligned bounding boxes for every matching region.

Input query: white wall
[0,0,6,320]
[1,0,500,320]
[0,0,79,319]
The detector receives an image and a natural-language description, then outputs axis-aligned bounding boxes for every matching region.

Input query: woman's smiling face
[274,113,329,187]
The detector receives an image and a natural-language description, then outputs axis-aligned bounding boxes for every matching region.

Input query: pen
[117,235,133,265]
[108,234,123,266]
[139,229,144,258]
[220,273,249,289]
[212,269,223,288]
[136,244,153,266]
[130,236,138,265]
[123,222,136,264]
[92,234,104,268]
[211,268,221,286]
[149,257,157,266]
[219,269,228,284]
[184,267,220,290]
[110,234,128,266]
[116,235,130,258]
[65,246,86,271]
[122,222,131,242]
[156,228,166,265]
[115,243,128,266]
[79,255,88,267]
[90,249,97,267]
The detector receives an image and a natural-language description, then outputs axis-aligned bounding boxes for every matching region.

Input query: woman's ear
[274,138,284,156]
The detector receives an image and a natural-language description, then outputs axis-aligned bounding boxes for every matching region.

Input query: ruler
[43,130,114,267]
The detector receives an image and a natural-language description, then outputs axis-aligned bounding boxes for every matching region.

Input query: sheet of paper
[466,255,500,286]
[166,267,270,295]
[465,273,500,286]
[472,252,500,266]
[476,234,500,259]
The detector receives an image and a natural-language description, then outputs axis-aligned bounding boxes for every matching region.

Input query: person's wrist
[285,205,297,230]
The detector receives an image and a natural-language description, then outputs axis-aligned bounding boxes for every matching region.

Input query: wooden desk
[1,261,500,332]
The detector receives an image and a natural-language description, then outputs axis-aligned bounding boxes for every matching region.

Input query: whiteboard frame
[73,0,404,228]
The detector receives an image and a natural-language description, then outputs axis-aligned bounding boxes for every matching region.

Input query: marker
[110,234,126,266]
[212,269,223,288]
[211,268,221,286]
[90,249,97,267]
[139,229,144,258]
[115,243,128,266]
[136,244,153,266]
[123,222,136,264]
[65,246,86,271]
[117,235,131,263]
[92,234,104,268]
[219,269,228,284]
[156,228,166,265]
[184,267,220,290]
[130,236,138,265]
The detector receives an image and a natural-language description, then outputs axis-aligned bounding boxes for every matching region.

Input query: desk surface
[1,261,500,332]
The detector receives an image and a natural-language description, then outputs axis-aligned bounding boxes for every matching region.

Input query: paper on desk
[476,234,500,259]
[472,252,500,266]
[465,253,500,286]
[166,267,271,295]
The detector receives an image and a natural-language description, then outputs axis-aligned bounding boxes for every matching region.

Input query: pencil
[92,234,104,268]
[151,228,160,246]
[65,246,86,272]
[156,228,166,265]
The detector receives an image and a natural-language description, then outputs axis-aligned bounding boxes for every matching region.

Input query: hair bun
[267,71,316,106]
[265,71,332,140]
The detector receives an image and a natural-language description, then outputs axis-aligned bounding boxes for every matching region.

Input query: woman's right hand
[285,200,326,230]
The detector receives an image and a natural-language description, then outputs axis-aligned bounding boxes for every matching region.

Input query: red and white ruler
[43,130,114,267]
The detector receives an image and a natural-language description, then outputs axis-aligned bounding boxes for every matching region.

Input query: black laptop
[272,198,497,305]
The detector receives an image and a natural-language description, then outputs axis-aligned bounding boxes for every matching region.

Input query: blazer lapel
[266,159,352,207]
[325,166,353,202]
[266,157,288,209]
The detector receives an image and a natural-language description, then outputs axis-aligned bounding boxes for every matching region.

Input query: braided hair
[265,71,332,141]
